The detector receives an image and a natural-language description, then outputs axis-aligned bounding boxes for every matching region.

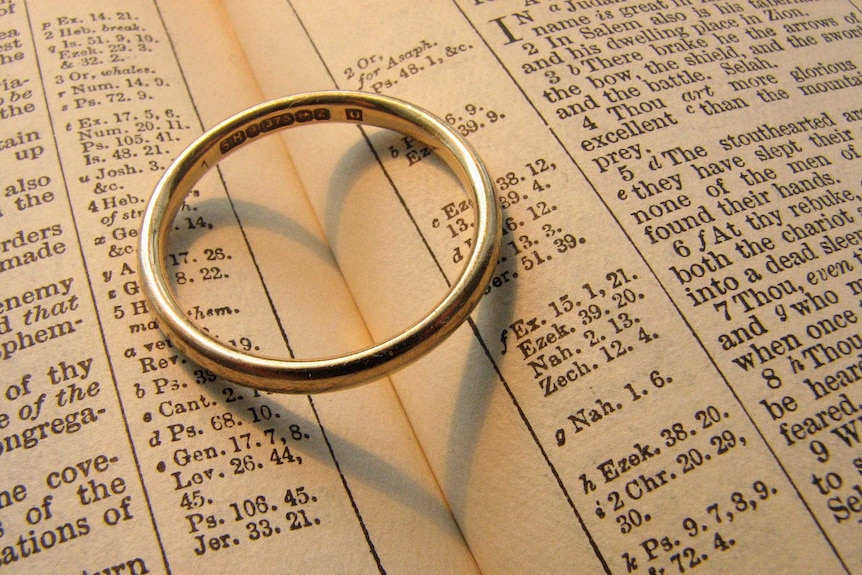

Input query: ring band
[138,91,501,393]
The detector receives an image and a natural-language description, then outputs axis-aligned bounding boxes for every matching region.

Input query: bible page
[224,0,862,573]
[0,1,480,573]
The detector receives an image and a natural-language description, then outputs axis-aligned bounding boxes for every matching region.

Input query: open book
[1,0,860,572]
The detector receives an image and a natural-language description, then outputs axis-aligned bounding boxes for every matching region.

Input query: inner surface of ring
[139,92,499,393]
[160,100,477,239]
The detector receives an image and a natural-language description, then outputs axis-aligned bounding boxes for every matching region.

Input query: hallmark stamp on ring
[219,107,332,154]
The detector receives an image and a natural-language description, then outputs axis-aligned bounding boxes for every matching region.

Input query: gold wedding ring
[139,91,501,393]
